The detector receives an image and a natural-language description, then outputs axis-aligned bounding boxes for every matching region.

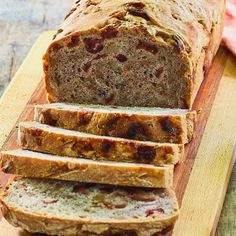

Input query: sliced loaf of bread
[0,149,173,188]
[35,103,196,144]
[19,122,184,165]
[0,177,179,235]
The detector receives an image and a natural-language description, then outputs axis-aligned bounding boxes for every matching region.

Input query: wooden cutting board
[0,31,236,236]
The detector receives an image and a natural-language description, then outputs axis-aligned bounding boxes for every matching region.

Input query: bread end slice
[0,177,179,235]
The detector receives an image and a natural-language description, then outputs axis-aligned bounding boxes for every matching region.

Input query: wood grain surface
[0,32,236,236]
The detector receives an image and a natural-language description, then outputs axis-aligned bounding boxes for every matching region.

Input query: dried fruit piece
[67,36,80,48]
[129,193,155,202]
[79,111,94,125]
[126,123,148,139]
[50,43,63,52]
[160,118,176,135]
[84,38,104,54]
[101,140,113,153]
[83,54,107,72]
[83,61,92,72]
[31,129,43,137]
[105,93,115,104]
[101,28,118,39]
[145,207,164,217]
[72,185,88,194]
[40,110,57,126]
[137,41,159,54]
[155,67,164,78]
[136,146,156,161]
[43,199,58,204]
[116,54,128,62]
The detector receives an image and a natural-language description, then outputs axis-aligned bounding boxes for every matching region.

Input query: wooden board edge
[0,31,52,149]
[173,55,236,236]
[211,145,236,236]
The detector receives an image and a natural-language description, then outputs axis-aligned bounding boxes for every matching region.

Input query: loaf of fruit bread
[19,122,184,165]
[0,149,174,188]
[35,103,196,144]
[0,177,179,235]
[43,0,225,108]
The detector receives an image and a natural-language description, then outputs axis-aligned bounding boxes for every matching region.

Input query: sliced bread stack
[0,103,196,235]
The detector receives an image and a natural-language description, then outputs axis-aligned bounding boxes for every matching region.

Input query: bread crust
[0,150,173,188]
[0,177,179,236]
[43,0,225,108]
[35,103,197,144]
[19,122,184,165]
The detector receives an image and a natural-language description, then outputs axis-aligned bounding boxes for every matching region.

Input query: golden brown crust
[19,122,183,165]
[0,150,173,188]
[35,104,197,144]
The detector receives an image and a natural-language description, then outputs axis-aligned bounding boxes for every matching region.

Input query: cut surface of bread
[35,103,196,144]
[0,149,173,188]
[19,122,184,165]
[43,0,225,108]
[0,177,179,235]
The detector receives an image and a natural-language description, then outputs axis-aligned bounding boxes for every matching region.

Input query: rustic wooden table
[0,1,235,235]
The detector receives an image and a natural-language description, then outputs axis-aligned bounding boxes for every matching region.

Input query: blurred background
[0,0,71,96]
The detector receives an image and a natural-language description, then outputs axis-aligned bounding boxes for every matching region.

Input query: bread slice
[0,177,179,235]
[19,122,184,165]
[0,149,174,188]
[35,103,196,144]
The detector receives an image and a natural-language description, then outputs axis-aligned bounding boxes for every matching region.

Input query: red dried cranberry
[79,111,93,125]
[116,54,128,62]
[40,110,57,126]
[84,38,104,54]
[105,93,115,104]
[104,203,113,209]
[101,28,118,39]
[104,203,126,209]
[72,185,88,194]
[145,207,164,217]
[82,61,92,72]
[114,203,127,209]
[129,193,155,202]
[155,67,164,78]
[31,129,43,136]
[67,36,80,48]
[43,199,58,204]
[137,41,158,54]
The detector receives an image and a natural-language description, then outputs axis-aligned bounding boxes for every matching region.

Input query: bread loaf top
[52,0,224,65]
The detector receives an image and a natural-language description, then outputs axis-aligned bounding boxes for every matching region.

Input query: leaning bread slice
[35,103,196,144]
[0,149,173,188]
[0,177,179,235]
[19,122,184,165]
